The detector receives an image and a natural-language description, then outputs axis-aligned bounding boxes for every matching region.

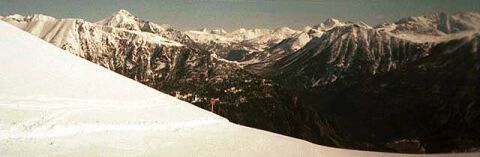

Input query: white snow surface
[1,21,479,157]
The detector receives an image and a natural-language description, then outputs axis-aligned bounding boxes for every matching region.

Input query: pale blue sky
[1,0,479,31]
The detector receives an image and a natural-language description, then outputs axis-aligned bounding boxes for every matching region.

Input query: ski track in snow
[0,96,226,140]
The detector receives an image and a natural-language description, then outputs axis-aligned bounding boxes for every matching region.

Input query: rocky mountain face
[267,24,431,89]
[242,18,346,74]
[260,12,480,153]
[266,12,480,90]
[295,33,480,153]
[2,11,479,153]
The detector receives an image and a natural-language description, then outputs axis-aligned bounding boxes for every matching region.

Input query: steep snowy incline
[0,19,225,135]
[0,20,324,157]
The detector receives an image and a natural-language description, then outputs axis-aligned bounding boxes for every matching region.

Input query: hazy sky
[1,0,479,31]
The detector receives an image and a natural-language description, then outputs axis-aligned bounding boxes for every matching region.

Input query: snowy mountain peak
[114,9,134,17]
[191,28,228,35]
[355,21,372,28]
[3,14,25,21]
[388,12,480,36]
[106,9,137,22]
[232,28,247,34]
[323,18,342,27]
[96,9,141,30]
[303,26,313,31]
[199,28,209,33]
[3,13,57,22]
[274,27,296,34]
[312,18,345,31]
[33,14,58,21]
[211,28,227,35]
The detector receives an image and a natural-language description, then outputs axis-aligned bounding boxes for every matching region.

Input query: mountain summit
[96,9,143,31]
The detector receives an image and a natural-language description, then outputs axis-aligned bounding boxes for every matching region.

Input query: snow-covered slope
[3,20,480,157]
[0,19,310,157]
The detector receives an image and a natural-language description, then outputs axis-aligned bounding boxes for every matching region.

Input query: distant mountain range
[2,10,479,153]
